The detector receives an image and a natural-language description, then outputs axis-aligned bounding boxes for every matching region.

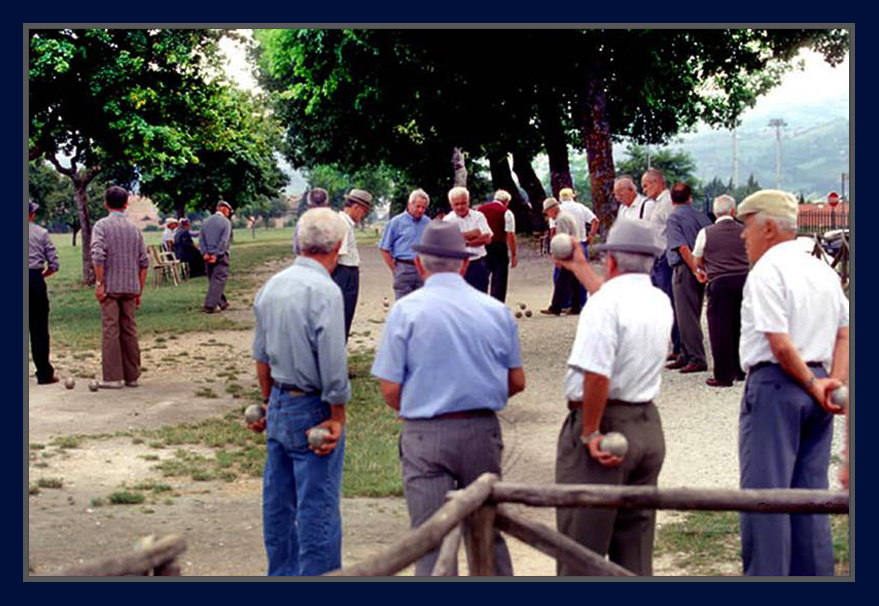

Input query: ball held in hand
[601,432,629,457]
[244,404,266,424]
[551,234,575,260]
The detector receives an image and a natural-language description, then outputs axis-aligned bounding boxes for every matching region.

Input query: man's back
[91,213,148,294]
[559,201,593,241]
[200,212,231,255]
[478,201,508,245]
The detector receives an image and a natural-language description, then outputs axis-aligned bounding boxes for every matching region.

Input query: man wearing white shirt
[559,188,598,309]
[642,169,680,360]
[443,186,492,292]
[614,176,654,222]
[333,189,372,342]
[736,190,849,576]
[553,218,673,576]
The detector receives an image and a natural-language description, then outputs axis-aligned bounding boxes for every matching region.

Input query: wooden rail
[59,534,187,576]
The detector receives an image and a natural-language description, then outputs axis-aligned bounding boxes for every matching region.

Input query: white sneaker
[97,380,124,389]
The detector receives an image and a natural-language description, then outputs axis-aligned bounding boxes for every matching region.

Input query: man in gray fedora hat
[371,219,525,576]
[552,218,673,575]
[333,189,372,342]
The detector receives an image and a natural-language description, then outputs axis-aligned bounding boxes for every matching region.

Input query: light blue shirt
[379,210,431,260]
[252,256,351,405]
[371,272,522,419]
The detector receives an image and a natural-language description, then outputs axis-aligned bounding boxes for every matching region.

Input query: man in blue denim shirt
[248,207,351,576]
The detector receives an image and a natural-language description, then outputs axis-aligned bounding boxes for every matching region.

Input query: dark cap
[412,219,475,259]
[217,200,233,213]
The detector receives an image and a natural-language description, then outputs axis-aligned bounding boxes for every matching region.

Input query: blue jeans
[263,388,345,576]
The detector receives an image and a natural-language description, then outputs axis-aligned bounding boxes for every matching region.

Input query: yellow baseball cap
[737,189,798,221]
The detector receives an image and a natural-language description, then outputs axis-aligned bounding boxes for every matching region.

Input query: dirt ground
[27,239,846,577]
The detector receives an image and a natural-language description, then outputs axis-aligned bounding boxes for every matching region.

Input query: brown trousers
[100,294,141,382]
[555,402,665,576]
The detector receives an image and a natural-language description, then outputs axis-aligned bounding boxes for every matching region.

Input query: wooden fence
[327,474,849,577]
[57,534,187,576]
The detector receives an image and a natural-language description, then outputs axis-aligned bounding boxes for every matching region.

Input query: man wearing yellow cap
[736,189,849,576]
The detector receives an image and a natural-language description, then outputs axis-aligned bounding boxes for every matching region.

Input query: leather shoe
[706,377,734,387]
[540,308,561,316]
[735,372,747,382]
[666,353,679,362]
[37,373,60,385]
[680,363,708,374]
[665,359,687,370]
[203,305,222,314]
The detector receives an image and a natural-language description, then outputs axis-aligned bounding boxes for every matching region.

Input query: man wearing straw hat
[552,218,673,576]
[735,189,849,576]
[371,219,525,576]
[161,217,179,250]
[333,189,373,342]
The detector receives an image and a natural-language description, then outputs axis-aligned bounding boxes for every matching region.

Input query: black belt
[432,409,495,420]
[274,383,319,397]
[395,258,415,265]
[568,399,651,411]
[749,361,823,374]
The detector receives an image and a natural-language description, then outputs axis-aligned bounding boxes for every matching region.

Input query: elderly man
[28,200,60,385]
[173,218,206,277]
[665,183,713,374]
[541,197,583,316]
[200,200,233,313]
[553,218,673,576]
[615,176,653,222]
[443,186,493,292]
[642,169,680,360]
[161,217,179,250]
[247,207,351,576]
[371,219,525,576]
[478,189,518,302]
[307,187,329,208]
[379,188,431,300]
[693,195,750,387]
[333,189,373,341]
[559,188,598,309]
[91,186,149,389]
[736,190,849,576]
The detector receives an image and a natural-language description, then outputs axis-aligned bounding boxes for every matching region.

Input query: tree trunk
[71,226,79,247]
[578,56,616,235]
[74,178,96,285]
[538,94,573,199]
[488,152,531,234]
[512,151,547,233]
[452,147,467,187]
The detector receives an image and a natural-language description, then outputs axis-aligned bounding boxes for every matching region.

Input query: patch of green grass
[29,443,45,450]
[138,454,160,461]
[194,387,218,399]
[132,437,144,445]
[37,477,64,489]
[90,497,105,507]
[832,515,850,575]
[52,436,81,449]
[33,462,49,469]
[130,480,174,494]
[108,491,145,505]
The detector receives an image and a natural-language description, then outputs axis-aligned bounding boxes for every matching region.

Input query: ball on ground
[525,310,532,318]
[64,378,75,390]
[88,380,99,392]
[601,432,628,457]
[514,311,523,319]
[519,303,527,310]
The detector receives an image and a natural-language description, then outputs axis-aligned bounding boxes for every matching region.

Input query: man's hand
[510,253,518,269]
[246,407,268,434]
[811,377,845,415]
[310,419,344,456]
[95,283,107,303]
[586,434,623,468]
[694,267,708,284]
[555,235,587,271]
[42,269,56,279]
[135,293,142,309]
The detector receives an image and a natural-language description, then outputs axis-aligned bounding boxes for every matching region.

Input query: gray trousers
[400,414,513,576]
[555,403,665,576]
[672,264,706,366]
[739,364,835,576]
[393,262,423,300]
[204,252,230,309]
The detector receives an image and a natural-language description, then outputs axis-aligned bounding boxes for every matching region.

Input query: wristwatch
[580,430,601,446]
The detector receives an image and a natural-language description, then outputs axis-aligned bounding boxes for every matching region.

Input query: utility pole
[732,128,739,187]
[768,119,787,189]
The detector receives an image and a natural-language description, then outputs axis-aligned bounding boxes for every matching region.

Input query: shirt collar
[716,215,735,222]
[424,271,466,288]
[110,211,126,217]
[295,255,331,278]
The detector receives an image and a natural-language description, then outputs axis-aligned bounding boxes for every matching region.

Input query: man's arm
[580,371,621,467]
[43,233,59,278]
[507,232,518,268]
[767,332,844,414]
[380,248,396,273]
[93,264,107,302]
[587,218,599,243]
[378,380,402,411]
[508,367,525,397]
[678,244,703,278]
[556,236,604,294]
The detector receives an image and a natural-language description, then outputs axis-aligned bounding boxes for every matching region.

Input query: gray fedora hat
[347,189,373,209]
[593,218,664,257]
[412,219,475,259]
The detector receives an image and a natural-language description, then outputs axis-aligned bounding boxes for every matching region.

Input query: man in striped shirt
[90,186,149,389]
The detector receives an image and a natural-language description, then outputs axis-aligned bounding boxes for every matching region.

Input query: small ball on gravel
[64,378,75,390]
[519,303,527,310]
[525,310,533,318]
[88,380,99,392]
[514,311,523,318]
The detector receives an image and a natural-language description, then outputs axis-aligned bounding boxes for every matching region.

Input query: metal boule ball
[601,432,628,457]
[64,378,75,390]
[525,310,532,318]
[514,311,523,319]
[88,380,99,392]
[307,427,330,449]
[519,303,527,310]
[550,234,574,260]
[831,385,848,407]
[244,404,265,424]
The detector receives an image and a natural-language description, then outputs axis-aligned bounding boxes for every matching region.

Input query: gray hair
[409,189,430,205]
[296,208,347,255]
[614,177,637,192]
[417,253,465,274]
[610,251,655,274]
[494,189,512,203]
[448,186,469,203]
[713,194,736,217]
[754,211,797,234]
[643,168,666,185]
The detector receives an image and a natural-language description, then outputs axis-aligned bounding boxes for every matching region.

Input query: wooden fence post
[463,503,496,576]
[431,525,463,576]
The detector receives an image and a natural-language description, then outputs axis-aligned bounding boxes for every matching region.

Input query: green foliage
[616,144,701,193]
[702,174,763,209]
[29,161,106,238]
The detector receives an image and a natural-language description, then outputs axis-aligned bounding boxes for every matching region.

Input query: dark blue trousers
[651,253,681,355]
[739,363,835,576]
[331,264,359,342]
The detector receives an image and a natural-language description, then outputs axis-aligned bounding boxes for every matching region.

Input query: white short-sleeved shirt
[617,195,655,222]
[337,211,359,267]
[564,273,674,403]
[559,201,596,242]
[693,215,735,258]
[443,209,493,259]
[504,209,515,234]
[739,240,849,372]
[648,189,673,250]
